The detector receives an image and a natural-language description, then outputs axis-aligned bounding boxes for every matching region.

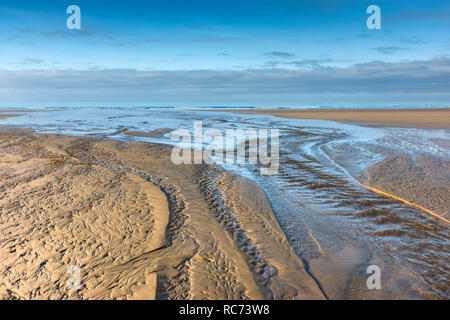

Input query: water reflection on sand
[1,107,448,299]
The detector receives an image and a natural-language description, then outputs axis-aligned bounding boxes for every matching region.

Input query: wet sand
[0,108,448,300]
[232,108,450,129]
[232,108,450,220]
[364,153,450,222]
[0,130,324,300]
[224,108,449,299]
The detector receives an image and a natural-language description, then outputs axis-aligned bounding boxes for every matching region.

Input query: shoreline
[225,108,450,129]
[3,107,450,129]
[0,108,447,299]
[0,129,324,300]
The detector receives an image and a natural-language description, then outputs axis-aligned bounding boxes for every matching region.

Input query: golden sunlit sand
[232,108,450,130]
[0,130,324,300]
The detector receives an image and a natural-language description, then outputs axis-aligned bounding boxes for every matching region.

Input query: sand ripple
[0,131,324,300]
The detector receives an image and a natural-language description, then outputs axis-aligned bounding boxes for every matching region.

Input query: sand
[233,108,450,220]
[0,130,324,300]
[232,108,450,129]
[0,114,21,120]
[364,153,450,221]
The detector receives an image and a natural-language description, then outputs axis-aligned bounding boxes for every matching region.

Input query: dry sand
[233,108,450,129]
[0,114,21,120]
[0,130,325,300]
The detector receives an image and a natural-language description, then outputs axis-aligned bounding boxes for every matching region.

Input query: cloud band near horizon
[1,57,449,107]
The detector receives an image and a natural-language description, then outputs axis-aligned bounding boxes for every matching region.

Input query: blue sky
[0,0,449,106]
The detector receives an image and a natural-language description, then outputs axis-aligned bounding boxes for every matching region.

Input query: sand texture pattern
[0,131,324,300]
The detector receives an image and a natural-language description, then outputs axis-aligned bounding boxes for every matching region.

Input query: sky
[0,0,449,107]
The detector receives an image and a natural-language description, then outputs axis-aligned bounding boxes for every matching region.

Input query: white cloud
[0,57,449,106]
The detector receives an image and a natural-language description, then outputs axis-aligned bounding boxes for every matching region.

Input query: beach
[0,130,324,299]
[230,109,450,218]
[2,0,450,305]
[230,108,450,220]
[0,108,448,300]
[0,114,21,120]
[232,108,450,130]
